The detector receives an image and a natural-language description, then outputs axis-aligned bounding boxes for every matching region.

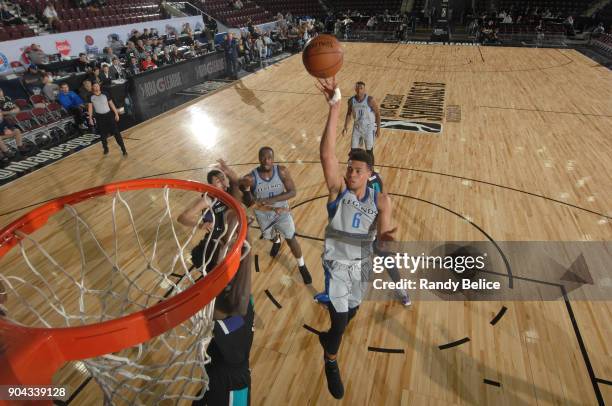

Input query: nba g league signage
[0,53,226,186]
[132,52,226,121]
[380,82,446,134]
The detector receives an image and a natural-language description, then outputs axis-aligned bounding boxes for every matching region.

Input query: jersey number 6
[352,212,362,228]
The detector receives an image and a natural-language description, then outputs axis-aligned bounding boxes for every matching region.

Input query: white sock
[297,257,305,267]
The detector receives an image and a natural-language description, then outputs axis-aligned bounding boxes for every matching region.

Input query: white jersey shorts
[322,257,372,313]
[254,210,296,240]
[351,125,376,150]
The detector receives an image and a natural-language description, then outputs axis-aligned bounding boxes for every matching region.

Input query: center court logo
[380,82,446,134]
[380,119,442,133]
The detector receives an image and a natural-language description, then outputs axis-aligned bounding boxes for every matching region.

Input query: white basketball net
[0,186,245,405]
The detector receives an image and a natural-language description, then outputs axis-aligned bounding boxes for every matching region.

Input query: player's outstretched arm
[217,159,243,201]
[317,77,344,198]
[376,193,396,241]
[177,195,212,227]
[239,173,256,207]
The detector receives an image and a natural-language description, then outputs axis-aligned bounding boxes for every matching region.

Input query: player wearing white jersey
[341,81,381,165]
[316,78,395,399]
[240,147,312,285]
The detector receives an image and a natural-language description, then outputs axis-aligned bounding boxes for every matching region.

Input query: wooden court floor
[0,43,611,405]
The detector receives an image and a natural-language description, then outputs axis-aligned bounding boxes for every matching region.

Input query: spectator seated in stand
[43,2,60,28]
[182,22,193,36]
[135,40,148,60]
[99,63,113,90]
[141,28,152,40]
[76,53,93,73]
[0,3,23,25]
[0,89,23,161]
[79,79,93,104]
[124,42,138,60]
[0,89,20,115]
[126,56,141,77]
[0,112,25,161]
[141,54,157,71]
[87,66,102,85]
[57,82,88,129]
[366,16,377,30]
[109,57,126,80]
[109,35,124,55]
[22,65,47,96]
[590,22,605,43]
[101,47,116,65]
[42,73,60,101]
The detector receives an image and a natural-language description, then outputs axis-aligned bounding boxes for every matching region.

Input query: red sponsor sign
[55,40,71,56]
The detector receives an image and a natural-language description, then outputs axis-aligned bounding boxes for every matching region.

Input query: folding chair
[14,111,37,131]
[31,107,51,126]
[29,94,48,107]
[14,99,31,110]
[47,102,68,120]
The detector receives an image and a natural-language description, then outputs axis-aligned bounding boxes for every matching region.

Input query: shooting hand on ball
[316,77,341,107]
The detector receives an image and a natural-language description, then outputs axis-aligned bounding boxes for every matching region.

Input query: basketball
[302,34,344,78]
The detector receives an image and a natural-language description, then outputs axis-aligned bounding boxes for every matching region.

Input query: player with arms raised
[316,78,395,399]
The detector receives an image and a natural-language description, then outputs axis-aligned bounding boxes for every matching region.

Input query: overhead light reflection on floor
[188,111,219,149]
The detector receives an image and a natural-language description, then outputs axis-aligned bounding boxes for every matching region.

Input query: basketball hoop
[0,179,247,404]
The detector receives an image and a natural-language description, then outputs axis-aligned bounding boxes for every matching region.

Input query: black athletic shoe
[122,150,128,157]
[269,240,281,257]
[324,359,344,399]
[298,264,312,284]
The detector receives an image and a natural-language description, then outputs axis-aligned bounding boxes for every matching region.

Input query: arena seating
[327,0,402,15]
[253,0,325,19]
[1,92,79,166]
[596,1,612,26]
[0,24,36,40]
[496,0,591,17]
[593,32,612,54]
[9,0,166,34]
[191,0,271,28]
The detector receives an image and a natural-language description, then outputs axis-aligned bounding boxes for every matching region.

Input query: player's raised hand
[216,158,230,171]
[316,77,341,106]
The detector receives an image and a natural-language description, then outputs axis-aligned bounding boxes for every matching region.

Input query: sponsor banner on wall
[0,16,204,64]
[0,133,101,186]
[130,51,225,121]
